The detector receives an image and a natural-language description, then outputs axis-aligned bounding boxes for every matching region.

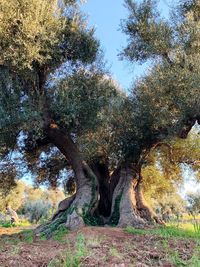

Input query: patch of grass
[126,225,200,266]
[0,221,14,228]
[52,225,69,242]
[20,229,34,243]
[109,247,122,259]
[168,248,200,267]
[86,236,103,248]
[125,224,200,239]
[10,245,21,255]
[0,220,31,228]
[40,235,47,241]
[125,227,147,235]
[193,221,200,235]
[48,234,88,267]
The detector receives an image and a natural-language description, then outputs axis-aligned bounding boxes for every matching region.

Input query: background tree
[187,191,200,216]
[0,181,26,212]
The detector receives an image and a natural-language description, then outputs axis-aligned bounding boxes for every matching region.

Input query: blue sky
[81,0,173,90]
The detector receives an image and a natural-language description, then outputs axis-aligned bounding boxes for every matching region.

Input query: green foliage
[24,185,65,210]
[0,221,14,228]
[1,0,63,70]
[142,165,174,200]
[21,199,52,223]
[121,0,173,62]
[49,69,117,133]
[0,181,25,212]
[141,127,200,215]
[120,0,200,161]
[0,220,30,228]
[0,180,65,224]
[0,0,102,160]
[0,0,98,72]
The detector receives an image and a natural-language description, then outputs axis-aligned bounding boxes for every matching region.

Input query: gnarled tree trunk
[36,120,164,236]
[35,123,99,236]
[109,164,145,228]
[109,163,164,228]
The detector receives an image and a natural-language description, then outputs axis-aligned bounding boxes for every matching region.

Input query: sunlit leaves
[0,0,64,70]
[0,0,99,73]
[121,0,173,62]
[49,69,117,133]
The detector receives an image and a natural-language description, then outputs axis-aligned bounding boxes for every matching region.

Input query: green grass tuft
[20,229,34,243]
[52,225,69,242]
[48,234,88,267]
[125,224,200,239]
[0,220,31,228]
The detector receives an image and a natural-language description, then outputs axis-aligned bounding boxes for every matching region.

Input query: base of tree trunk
[109,166,146,228]
[35,164,165,237]
[35,173,99,237]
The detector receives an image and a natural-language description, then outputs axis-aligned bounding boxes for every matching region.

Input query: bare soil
[0,226,198,267]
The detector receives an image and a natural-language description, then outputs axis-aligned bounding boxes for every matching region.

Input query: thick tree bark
[109,163,164,228]
[51,195,76,221]
[109,164,145,228]
[35,123,99,236]
[31,77,101,234]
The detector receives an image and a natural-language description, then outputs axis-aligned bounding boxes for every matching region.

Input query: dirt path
[0,226,198,266]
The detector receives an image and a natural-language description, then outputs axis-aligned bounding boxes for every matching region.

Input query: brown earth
[0,226,198,267]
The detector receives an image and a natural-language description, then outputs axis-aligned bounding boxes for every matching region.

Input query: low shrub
[21,200,52,223]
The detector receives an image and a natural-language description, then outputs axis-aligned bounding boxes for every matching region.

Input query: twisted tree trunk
[35,123,99,236]
[109,163,164,227]
[36,121,164,236]
[109,164,145,228]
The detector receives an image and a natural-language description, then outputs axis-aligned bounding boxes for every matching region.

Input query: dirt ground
[0,226,198,267]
